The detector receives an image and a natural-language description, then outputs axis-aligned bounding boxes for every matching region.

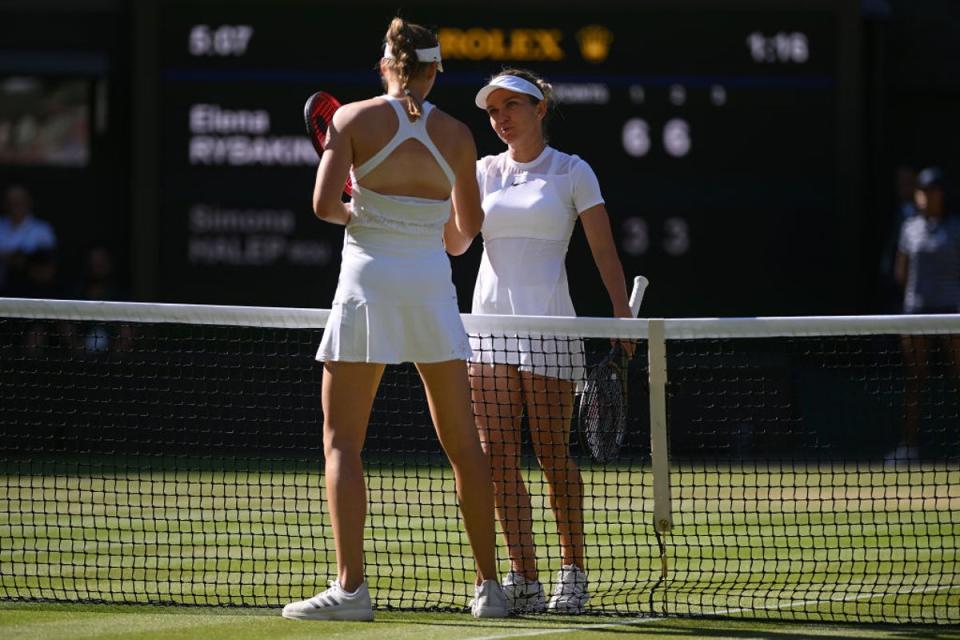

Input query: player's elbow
[459,210,484,240]
[312,175,347,222]
[444,231,473,256]
[312,199,329,221]
[312,192,338,221]
[312,202,339,224]
[446,241,469,256]
[460,222,482,242]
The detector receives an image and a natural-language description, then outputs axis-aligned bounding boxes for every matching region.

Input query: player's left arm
[581,203,632,319]
[445,122,484,256]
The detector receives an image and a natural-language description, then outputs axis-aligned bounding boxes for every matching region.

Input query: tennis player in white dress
[282,18,506,621]
[469,70,634,614]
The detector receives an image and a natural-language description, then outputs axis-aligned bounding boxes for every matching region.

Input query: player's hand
[612,306,638,358]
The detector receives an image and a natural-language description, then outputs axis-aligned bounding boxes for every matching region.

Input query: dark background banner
[154,0,857,317]
[3,0,959,317]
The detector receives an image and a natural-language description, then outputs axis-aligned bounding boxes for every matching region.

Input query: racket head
[303,90,352,196]
[578,344,628,464]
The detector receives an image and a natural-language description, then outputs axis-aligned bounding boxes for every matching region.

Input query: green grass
[1,461,958,631]
[1,604,958,640]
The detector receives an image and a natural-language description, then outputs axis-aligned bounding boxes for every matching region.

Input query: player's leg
[417,359,507,615]
[521,371,588,612]
[468,362,545,611]
[522,371,582,567]
[322,360,385,590]
[283,360,383,621]
[469,363,536,574]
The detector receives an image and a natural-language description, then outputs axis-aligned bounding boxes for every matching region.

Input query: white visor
[383,43,443,72]
[474,75,544,109]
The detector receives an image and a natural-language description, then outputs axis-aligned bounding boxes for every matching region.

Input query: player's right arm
[312,105,357,225]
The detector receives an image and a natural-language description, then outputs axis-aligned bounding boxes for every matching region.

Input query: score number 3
[622,216,690,257]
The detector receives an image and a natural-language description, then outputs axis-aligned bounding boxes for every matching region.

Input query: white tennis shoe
[282,580,374,621]
[471,579,509,618]
[501,570,546,613]
[547,564,589,614]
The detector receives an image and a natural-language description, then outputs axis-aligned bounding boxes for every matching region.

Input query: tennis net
[0,298,957,624]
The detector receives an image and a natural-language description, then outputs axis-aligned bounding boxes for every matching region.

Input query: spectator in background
[71,246,133,353]
[878,166,918,312]
[891,166,960,464]
[75,246,124,302]
[896,167,959,315]
[0,184,57,297]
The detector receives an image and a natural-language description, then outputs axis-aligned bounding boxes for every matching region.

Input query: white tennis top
[470,146,603,379]
[316,96,471,364]
[472,146,604,316]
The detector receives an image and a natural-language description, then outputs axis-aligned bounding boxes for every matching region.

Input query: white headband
[383,44,443,71]
[475,75,544,109]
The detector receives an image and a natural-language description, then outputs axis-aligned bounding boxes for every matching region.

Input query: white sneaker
[471,579,509,618]
[547,564,589,614]
[282,581,374,621]
[501,570,546,613]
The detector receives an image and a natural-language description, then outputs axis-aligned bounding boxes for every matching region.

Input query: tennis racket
[303,90,352,197]
[578,275,649,464]
[579,343,630,463]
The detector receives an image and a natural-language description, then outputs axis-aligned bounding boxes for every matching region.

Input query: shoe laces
[503,570,534,588]
[553,566,586,596]
[308,581,340,602]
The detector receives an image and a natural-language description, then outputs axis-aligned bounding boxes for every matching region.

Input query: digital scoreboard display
[154,0,860,316]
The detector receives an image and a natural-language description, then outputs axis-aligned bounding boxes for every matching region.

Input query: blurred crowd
[0,183,124,302]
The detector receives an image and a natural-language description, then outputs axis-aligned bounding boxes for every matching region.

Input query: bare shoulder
[428,107,472,140]
[332,97,389,128]
[427,107,476,158]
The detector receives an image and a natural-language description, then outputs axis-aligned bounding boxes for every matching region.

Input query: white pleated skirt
[316,225,471,364]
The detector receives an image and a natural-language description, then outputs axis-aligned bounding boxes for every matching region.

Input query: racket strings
[309,103,338,132]
[580,355,628,463]
[303,90,352,196]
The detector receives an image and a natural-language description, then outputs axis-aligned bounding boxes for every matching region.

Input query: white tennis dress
[470,146,604,380]
[316,96,471,364]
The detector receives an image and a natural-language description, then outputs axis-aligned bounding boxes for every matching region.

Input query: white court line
[468,583,957,640]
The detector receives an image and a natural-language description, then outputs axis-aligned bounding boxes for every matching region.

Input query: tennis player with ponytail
[281,17,507,621]
[468,69,633,614]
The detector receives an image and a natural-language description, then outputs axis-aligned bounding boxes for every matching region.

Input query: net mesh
[0,302,654,612]
[660,332,959,623]
[0,300,957,624]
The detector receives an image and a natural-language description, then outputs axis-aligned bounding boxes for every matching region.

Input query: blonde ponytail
[383,17,438,120]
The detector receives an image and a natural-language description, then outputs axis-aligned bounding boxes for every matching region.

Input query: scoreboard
[150,0,861,316]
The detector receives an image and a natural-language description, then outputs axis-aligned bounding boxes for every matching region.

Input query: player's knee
[540,456,579,482]
[487,447,522,473]
[323,434,364,460]
[489,462,523,485]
